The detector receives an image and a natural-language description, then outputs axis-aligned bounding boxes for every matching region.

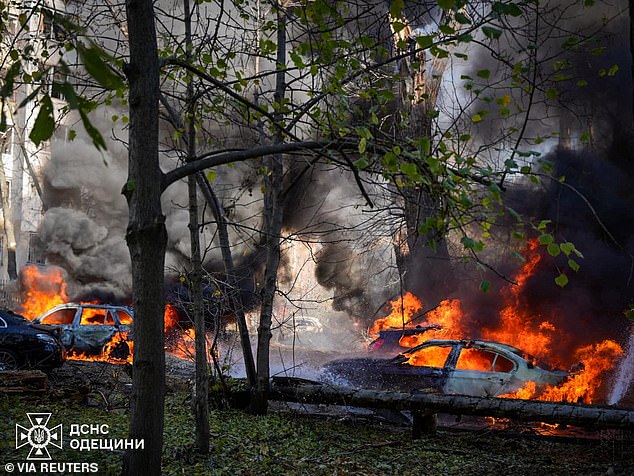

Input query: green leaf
[497,95,511,107]
[416,35,433,49]
[437,0,455,10]
[389,0,405,18]
[471,113,483,123]
[358,137,367,154]
[555,273,569,287]
[538,233,553,245]
[479,280,491,293]
[482,26,502,40]
[289,51,305,68]
[547,242,560,257]
[206,171,218,182]
[419,136,431,156]
[461,236,484,252]
[492,2,523,16]
[568,258,580,272]
[537,220,551,230]
[401,162,420,181]
[29,95,55,146]
[455,12,471,24]
[560,242,575,256]
[476,69,490,79]
[354,157,369,169]
[77,43,125,90]
[79,109,107,151]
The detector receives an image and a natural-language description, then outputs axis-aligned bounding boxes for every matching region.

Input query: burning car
[368,325,442,354]
[30,303,133,359]
[324,339,569,398]
[0,309,65,371]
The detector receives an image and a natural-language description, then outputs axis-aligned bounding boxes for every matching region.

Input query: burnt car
[324,339,569,397]
[0,309,65,371]
[31,303,133,357]
[368,325,442,354]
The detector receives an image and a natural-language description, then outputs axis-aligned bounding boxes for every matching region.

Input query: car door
[446,345,517,397]
[385,343,456,393]
[71,307,118,354]
[113,308,133,332]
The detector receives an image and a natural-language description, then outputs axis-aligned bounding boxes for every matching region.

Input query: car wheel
[0,349,18,371]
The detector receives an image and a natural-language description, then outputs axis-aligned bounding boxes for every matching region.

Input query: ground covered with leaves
[1,361,633,475]
[1,391,632,475]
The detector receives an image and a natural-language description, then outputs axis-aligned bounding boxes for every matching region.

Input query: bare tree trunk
[196,173,257,389]
[251,7,287,415]
[183,0,210,454]
[122,1,166,474]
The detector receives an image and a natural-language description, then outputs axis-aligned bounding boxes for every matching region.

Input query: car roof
[40,303,133,312]
[33,303,134,323]
[404,338,525,355]
[403,338,560,370]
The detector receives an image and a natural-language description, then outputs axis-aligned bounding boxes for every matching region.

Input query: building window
[27,233,46,265]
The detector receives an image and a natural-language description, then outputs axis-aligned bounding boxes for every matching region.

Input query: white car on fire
[324,339,570,398]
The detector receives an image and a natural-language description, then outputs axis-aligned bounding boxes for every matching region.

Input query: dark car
[31,303,133,357]
[0,310,65,371]
[324,339,569,398]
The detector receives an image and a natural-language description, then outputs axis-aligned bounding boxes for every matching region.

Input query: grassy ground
[1,389,633,476]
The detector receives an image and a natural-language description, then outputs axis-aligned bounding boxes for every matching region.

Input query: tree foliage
[1,0,625,471]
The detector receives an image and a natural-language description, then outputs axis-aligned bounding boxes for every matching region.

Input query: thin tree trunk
[122,1,166,474]
[196,172,257,389]
[251,8,287,415]
[184,0,209,454]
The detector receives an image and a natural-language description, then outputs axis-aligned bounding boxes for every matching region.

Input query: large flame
[369,240,624,404]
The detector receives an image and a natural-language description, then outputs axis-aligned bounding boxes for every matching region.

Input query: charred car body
[31,303,133,358]
[0,309,65,371]
[368,325,442,354]
[324,339,569,398]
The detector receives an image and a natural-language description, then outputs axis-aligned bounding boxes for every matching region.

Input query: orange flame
[370,240,624,403]
[369,292,423,335]
[18,265,69,319]
[17,265,185,365]
[503,340,624,402]
[482,240,556,357]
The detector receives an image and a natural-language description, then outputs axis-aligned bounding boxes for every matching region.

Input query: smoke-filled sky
[32,0,634,352]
